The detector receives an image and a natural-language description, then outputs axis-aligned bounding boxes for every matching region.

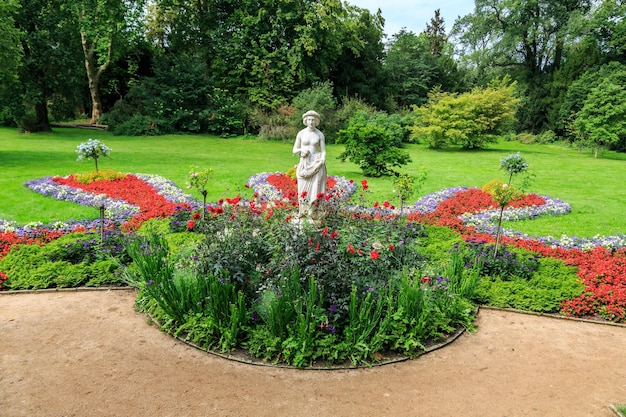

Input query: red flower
[370,250,379,260]
[347,244,356,254]
[383,201,391,208]
[388,244,395,251]
[361,179,369,190]
[192,212,201,220]
[187,220,195,229]
[421,276,431,284]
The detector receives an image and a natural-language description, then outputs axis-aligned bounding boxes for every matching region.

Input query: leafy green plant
[187,166,213,219]
[410,77,519,149]
[0,232,125,290]
[337,111,411,177]
[473,257,583,312]
[465,242,540,281]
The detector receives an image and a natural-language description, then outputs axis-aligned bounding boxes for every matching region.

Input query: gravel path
[1,289,625,417]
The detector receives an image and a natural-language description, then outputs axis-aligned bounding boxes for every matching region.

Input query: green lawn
[1,127,625,238]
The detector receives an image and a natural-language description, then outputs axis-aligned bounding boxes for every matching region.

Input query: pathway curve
[1,290,625,416]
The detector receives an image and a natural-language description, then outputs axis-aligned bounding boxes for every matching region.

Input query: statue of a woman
[292,110,327,220]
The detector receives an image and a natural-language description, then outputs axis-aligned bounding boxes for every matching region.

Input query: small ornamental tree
[188,166,213,220]
[493,152,528,256]
[76,139,111,173]
[337,111,411,177]
[393,169,427,215]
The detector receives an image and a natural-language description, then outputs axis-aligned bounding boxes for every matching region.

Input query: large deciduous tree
[10,0,84,131]
[573,79,626,158]
[0,0,22,126]
[384,27,460,108]
[451,0,592,133]
[145,0,387,111]
[65,0,145,123]
[0,0,22,86]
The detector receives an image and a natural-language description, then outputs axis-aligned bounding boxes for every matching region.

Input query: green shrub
[290,81,339,142]
[473,257,583,312]
[1,232,126,290]
[337,111,411,177]
[409,78,519,149]
[86,259,122,286]
[112,115,161,136]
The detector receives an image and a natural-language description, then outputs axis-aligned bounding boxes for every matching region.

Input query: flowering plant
[76,139,111,173]
[500,152,528,177]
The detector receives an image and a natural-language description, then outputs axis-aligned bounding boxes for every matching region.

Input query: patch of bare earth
[1,289,625,417]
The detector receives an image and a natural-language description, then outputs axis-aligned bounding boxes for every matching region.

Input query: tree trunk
[87,72,103,124]
[35,101,51,132]
[81,31,110,124]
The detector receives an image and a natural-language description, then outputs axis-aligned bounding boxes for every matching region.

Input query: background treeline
[0,0,624,153]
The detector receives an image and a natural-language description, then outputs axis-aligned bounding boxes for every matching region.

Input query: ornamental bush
[409,77,519,149]
[337,111,411,177]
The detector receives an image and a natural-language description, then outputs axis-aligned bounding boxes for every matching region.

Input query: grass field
[1,127,625,238]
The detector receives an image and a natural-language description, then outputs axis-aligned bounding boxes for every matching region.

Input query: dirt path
[1,289,625,417]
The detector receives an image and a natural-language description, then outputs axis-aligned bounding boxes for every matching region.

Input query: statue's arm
[292,133,302,155]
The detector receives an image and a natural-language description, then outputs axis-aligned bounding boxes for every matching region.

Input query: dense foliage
[1,0,624,154]
[337,111,411,176]
[128,205,480,366]
[410,79,519,149]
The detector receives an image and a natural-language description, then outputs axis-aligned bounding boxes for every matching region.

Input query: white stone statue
[292,110,327,220]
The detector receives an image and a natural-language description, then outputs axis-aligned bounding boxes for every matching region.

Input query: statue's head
[302,110,321,127]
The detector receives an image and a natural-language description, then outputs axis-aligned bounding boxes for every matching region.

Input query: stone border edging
[610,404,625,417]
[165,319,469,371]
[0,286,134,295]
[479,305,626,328]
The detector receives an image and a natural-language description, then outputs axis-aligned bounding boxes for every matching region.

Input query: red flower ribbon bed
[52,174,189,231]
[266,174,336,203]
[405,188,626,322]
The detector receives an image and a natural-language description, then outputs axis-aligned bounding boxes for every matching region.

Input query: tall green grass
[1,127,625,238]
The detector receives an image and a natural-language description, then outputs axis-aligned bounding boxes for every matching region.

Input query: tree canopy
[1,0,624,155]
